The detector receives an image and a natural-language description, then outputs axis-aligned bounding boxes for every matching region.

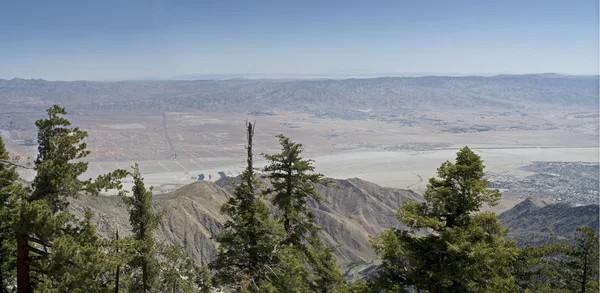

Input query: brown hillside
[69,177,421,277]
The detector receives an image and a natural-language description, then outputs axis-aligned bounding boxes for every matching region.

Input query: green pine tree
[121,164,212,293]
[0,136,24,292]
[372,146,519,293]
[565,227,599,293]
[268,244,312,293]
[29,105,126,211]
[108,229,137,293]
[516,227,599,293]
[36,210,123,293]
[514,244,567,292]
[159,244,212,293]
[263,134,323,243]
[122,164,162,293]
[263,134,344,292]
[16,105,126,293]
[340,280,373,293]
[306,230,345,292]
[210,122,286,293]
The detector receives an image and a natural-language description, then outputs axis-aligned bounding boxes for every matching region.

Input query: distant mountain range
[0,74,597,113]
[167,72,502,81]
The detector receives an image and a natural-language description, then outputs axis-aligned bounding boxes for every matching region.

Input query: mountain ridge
[4,73,598,82]
[68,176,599,280]
[1,75,597,113]
[69,176,422,278]
[499,197,600,247]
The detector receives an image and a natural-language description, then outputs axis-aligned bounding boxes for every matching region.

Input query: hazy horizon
[1,0,598,80]
[2,72,599,82]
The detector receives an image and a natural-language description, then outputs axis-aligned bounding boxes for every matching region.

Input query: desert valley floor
[5,109,598,213]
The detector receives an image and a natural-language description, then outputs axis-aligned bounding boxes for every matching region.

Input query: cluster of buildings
[488,161,599,206]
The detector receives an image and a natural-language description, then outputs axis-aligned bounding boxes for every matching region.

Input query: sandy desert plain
[4,107,598,213]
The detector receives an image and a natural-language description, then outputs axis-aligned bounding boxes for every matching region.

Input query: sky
[1,0,598,80]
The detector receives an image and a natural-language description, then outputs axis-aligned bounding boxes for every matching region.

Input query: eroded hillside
[69,177,421,277]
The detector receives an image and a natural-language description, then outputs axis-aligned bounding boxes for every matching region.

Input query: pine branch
[25,236,51,248]
[0,159,32,169]
[27,245,49,257]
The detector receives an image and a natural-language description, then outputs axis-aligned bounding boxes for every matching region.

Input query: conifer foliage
[16,105,127,293]
[263,134,324,244]
[211,121,285,292]
[372,146,520,293]
[566,227,599,293]
[122,164,162,293]
[263,134,343,292]
[122,164,209,293]
[0,137,23,292]
[517,227,599,293]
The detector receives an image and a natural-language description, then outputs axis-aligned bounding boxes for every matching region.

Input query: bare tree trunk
[582,253,588,293]
[115,230,120,293]
[245,121,261,273]
[16,232,30,293]
[143,262,148,293]
[246,121,255,196]
[284,167,292,233]
[0,235,4,293]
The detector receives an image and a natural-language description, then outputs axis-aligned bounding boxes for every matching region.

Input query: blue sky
[1,0,598,80]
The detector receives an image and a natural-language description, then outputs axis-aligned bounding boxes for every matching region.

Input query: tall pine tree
[520,227,600,293]
[372,146,519,293]
[565,227,599,293]
[0,137,24,292]
[210,122,286,292]
[16,105,126,293]
[263,134,343,292]
[120,165,211,293]
[122,164,162,293]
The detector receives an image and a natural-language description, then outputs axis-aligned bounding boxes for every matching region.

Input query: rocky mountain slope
[69,174,599,280]
[499,198,599,247]
[69,177,422,277]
